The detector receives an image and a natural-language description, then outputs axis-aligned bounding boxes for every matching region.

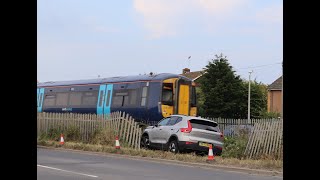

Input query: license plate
[199,142,212,148]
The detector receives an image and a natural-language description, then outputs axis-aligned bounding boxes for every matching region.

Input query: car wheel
[140,135,150,149]
[168,140,179,154]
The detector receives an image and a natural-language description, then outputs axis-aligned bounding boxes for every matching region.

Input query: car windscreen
[190,119,220,132]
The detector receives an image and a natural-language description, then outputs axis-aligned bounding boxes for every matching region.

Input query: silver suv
[140,115,224,155]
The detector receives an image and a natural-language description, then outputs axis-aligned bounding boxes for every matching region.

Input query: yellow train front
[37,73,197,125]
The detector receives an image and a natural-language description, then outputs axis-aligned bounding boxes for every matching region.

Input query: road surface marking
[37,164,98,178]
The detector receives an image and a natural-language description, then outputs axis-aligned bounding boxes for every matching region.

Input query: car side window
[167,116,182,126]
[158,118,170,126]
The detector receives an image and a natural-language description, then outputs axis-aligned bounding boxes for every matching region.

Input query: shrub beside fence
[204,117,283,159]
[203,117,281,136]
[37,112,142,149]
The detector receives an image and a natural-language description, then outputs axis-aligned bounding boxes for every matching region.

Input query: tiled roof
[268,76,282,90]
[180,71,204,81]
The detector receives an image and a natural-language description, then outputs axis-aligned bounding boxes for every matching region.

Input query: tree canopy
[199,54,247,118]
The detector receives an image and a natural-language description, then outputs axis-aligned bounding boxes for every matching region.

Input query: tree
[195,86,206,117]
[243,80,268,119]
[199,54,247,118]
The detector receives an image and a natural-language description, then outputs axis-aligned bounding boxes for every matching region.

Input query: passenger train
[37,73,197,125]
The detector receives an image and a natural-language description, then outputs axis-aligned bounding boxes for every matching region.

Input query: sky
[37,0,282,85]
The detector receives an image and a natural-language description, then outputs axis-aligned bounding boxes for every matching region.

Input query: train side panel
[41,85,99,114]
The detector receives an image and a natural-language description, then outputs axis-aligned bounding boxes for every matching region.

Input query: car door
[158,116,182,144]
[149,117,170,144]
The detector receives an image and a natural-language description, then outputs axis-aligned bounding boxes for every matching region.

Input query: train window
[141,87,148,106]
[56,93,69,106]
[112,96,123,106]
[123,95,129,106]
[191,86,197,107]
[82,96,97,106]
[82,91,98,106]
[105,90,111,106]
[142,87,148,97]
[129,90,137,105]
[43,95,56,106]
[161,83,173,105]
[141,97,146,106]
[69,92,82,106]
[99,90,104,107]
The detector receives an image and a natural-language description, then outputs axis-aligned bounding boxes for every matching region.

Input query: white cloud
[133,0,248,38]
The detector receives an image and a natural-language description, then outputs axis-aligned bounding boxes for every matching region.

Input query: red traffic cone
[207,144,215,161]
[60,134,64,145]
[115,136,120,149]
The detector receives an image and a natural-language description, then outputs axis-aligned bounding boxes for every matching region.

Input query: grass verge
[37,139,282,172]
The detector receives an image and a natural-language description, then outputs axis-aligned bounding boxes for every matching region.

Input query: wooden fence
[203,117,281,137]
[244,120,283,159]
[37,112,142,149]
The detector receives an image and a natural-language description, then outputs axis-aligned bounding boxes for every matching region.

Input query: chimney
[182,68,190,74]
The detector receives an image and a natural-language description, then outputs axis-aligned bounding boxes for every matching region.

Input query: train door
[37,88,44,112]
[97,85,107,115]
[103,84,113,115]
[178,84,190,115]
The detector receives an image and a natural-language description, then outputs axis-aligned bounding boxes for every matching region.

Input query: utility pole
[248,70,253,122]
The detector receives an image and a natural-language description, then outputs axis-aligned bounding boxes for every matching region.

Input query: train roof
[37,73,192,87]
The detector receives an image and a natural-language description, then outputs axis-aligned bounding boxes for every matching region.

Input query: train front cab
[160,78,196,118]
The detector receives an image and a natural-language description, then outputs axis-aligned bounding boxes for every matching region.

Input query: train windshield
[162,83,173,105]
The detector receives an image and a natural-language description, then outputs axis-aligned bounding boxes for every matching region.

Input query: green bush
[65,126,81,141]
[259,111,281,119]
[47,127,62,141]
[222,129,249,159]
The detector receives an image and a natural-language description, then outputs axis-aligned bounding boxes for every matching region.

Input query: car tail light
[180,120,192,133]
[186,141,194,144]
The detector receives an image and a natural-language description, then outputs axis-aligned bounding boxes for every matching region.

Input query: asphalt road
[37,148,282,180]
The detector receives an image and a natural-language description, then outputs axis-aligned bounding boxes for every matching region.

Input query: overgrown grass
[38,126,282,171]
[37,140,282,172]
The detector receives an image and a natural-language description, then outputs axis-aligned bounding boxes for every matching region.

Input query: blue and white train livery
[37,73,197,125]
